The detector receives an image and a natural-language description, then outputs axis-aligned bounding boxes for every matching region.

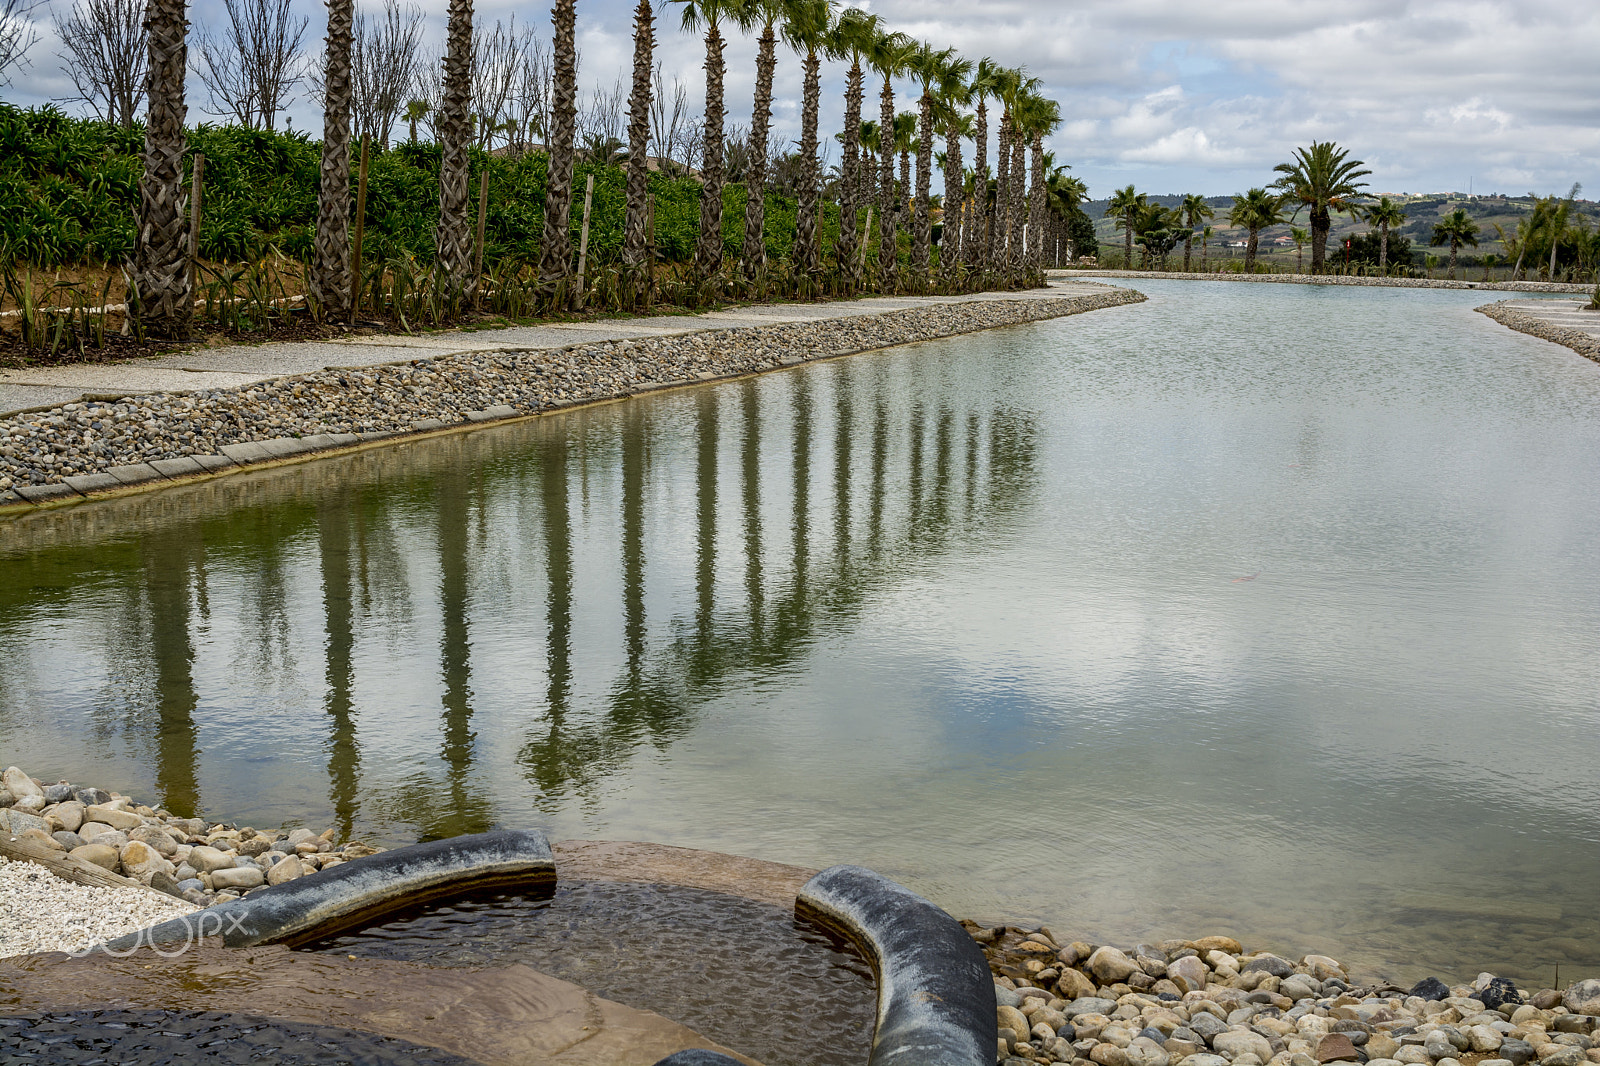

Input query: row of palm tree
[128,0,1073,338]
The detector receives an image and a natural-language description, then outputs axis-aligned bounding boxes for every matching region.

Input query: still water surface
[3,280,1598,984]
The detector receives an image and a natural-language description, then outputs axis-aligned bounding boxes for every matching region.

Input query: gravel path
[0,856,195,959]
[1058,270,1594,294]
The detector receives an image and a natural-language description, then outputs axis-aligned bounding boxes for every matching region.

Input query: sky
[4,0,1598,200]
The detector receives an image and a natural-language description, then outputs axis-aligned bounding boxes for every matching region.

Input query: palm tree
[404,99,430,144]
[938,90,973,283]
[1289,226,1309,273]
[133,0,191,338]
[965,57,1000,274]
[1363,196,1406,273]
[1107,184,1144,270]
[310,0,355,318]
[1228,187,1287,269]
[1200,225,1213,271]
[1430,207,1479,279]
[989,66,1022,276]
[534,0,577,301]
[1273,140,1370,273]
[783,0,834,281]
[675,0,734,282]
[435,0,474,295]
[1000,74,1039,279]
[1179,193,1212,272]
[1019,93,1059,276]
[735,0,786,282]
[826,7,880,290]
[621,0,655,306]
[1045,167,1086,265]
[866,29,915,292]
[907,43,962,289]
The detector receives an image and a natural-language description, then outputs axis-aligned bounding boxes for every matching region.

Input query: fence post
[574,172,595,310]
[349,134,370,322]
[473,168,489,309]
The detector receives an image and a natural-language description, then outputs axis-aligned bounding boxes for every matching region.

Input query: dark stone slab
[62,472,121,494]
[105,462,163,485]
[149,456,206,479]
[102,829,554,952]
[796,863,995,1066]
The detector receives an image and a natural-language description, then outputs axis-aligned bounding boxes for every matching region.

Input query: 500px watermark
[74,910,251,959]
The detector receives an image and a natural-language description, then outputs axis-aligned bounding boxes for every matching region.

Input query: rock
[1395,1048,1431,1064]
[51,830,85,850]
[1215,1031,1276,1062]
[1058,968,1098,999]
[129,825,179,856]
[1169,956,1209,993]
[1195,937,1244,955]
[1242,955,1295,978]
[1565,981,1600,1018]
[1411,978,1451,1002]
[1317,1039,1359,1066]
[1068,999,1121,1020]
[69,843,120,871]
[999,1005,1031,1042]
[267,854,305,886]
[1480,978,1525,1011]
[148,870,185,898]
[1534,992,1563,1010]
[1541,1048,1588,1066]
[1189,1014,1230,1042]
[1501,1040,1537,1065]
[995,983,1023,1008]
[1089,947,1143,984]
[0,767,43,804]
[119,840,174,883]
[49,801,85,833]
[1129,1037,1171,1066]
[0,807,48,836]
[210,866,265,890]
[82,804,143,831]
[237,838,272,858]
[1280,977,1319,1002]
[72,788,111,807]
[1469,1026,1507,1053]
[18,827,66,851]
[1095,1045,1133,1066]
[286,828,317,847]
[75,820,115,842]
[1182,1056,1232,1066]
[186,845,236,873]
[42,783,74,804]
[1303,955,1345,980]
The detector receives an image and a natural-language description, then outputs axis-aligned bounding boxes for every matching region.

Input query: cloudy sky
[5,0,1598,199]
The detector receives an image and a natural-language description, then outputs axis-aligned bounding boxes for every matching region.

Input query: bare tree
[577,76,624,147]
[507,34,550,150]
[350,0,423,148]
[193,0,309,130]
[0,0,41,85]
[649,61,690,173]
[54,0,146,126]
[471,15,533,149]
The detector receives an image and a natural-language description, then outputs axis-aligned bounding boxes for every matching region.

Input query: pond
[3,279,1598,986]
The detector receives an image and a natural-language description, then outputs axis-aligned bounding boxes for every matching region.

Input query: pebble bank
[1062,270,1593,294]
[1474,301,1600,365]
[0,287,1144,502]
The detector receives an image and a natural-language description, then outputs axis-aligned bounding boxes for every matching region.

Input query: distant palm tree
[866,28,916,292]
[1180,193,1212,272]
[783,0,835,281]
[311,0,355,318]
[1228,187,1287,268]
[404,99,430,144]
[1290,226,1309,273]
[734,0,787,281]
[937,83,973,282]
[907,42,964,289]
[1046,167,1086,264]
[537,0,577,302]
[133,0,190,337]
[990,65,1022,276]
[1363,196,1406,273]
[435,0,475,295]
[1107,184,1145,270]
[825,7,881,290]
[674,0,735,282]
[965,57,1001,273]
[1273,141,1371,272]
[1430,207,1479,279]
[1200,225,1213,272]
[1006,76,1040,278]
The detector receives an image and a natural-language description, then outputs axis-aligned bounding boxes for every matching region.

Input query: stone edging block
[796,863,997,1066]
[651,1052,746,1065]
[100,829,554,952]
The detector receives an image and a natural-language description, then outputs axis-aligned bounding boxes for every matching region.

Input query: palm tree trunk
[1028,133,1045,277]
[877,76,896,293]
[1201,235,1207,272]
[1009,134,1025,279]
[1379,224,1389,272]
[695,22,726,281]
[941,121,962,286]
[133,0,191,339]
[1309,203,1329,273]
[993,111,1010,276]
[435,0,474,295]
[740,23,776,280]
[1449,239,1459,279]
[967,100,987,274]
[1246,227,1259,268]
[311,0,354,319]
[835,59,863,289]
[911,90,932,288]
[1183,233,1192,271]
[538,0,578,300]
[622,0,653,305]
[793,47,822,278]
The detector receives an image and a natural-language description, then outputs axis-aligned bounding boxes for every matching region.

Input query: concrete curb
[99,829,554,952]
[796,864,996,1066]
[1052,269,1595,293]
[0,288,1144,515]
[1475,301,1600,365]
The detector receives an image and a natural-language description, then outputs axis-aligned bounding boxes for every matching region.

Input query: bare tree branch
[350,0,423,148]
[193,0,309,130]
[0,0,42,85]
[53,0,147,127]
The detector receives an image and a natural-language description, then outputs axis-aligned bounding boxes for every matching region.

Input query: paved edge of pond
[1053,268,1596,294]
[1475,299,1600,365]
[0,284,1144,515]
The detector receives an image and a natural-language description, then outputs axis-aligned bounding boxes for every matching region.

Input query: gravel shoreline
[1059,270,1594,294]
[1474,302,1600,365]
[0,287,1144,504]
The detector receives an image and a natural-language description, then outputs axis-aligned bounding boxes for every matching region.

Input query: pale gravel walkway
[0,855,197,959]
[1053,268,1595,294]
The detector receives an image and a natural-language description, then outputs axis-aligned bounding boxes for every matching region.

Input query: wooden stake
[574,172,595,310]
[188,152,205,296]
[644,193,656,308]
[472,168,490,308]
[349,134,370,322]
